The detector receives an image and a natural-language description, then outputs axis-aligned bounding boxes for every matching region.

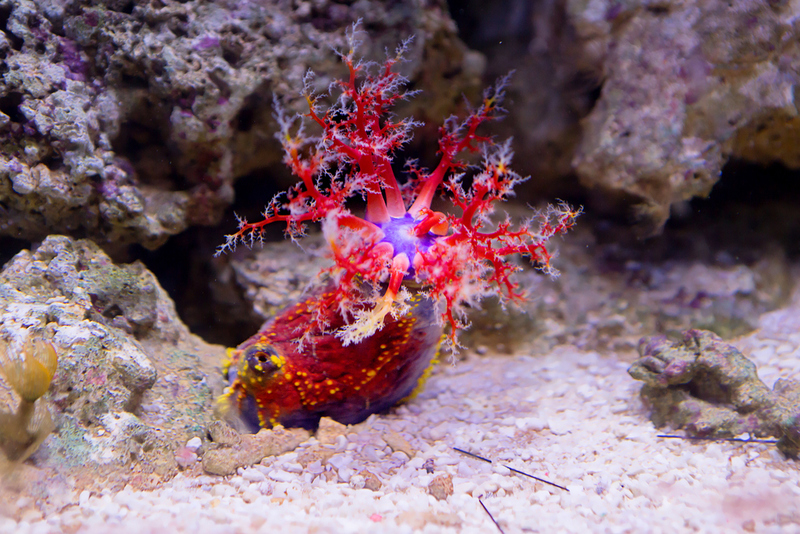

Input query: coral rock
[0,235,225,487]
[571,0,800,233]
[0,0,478,250]
[629,329,800,457]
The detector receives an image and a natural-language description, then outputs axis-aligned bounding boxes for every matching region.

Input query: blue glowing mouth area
[376,214,436,277]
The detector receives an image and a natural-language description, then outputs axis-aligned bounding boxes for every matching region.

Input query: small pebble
[268,469,296,482]
[359,470,382,491]
[175,447,198,468]
[427,473,453,501]
[242,469,266,482]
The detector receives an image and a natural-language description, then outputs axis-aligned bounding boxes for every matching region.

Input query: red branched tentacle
[356,154,390,224]
[376,159,406,218]
[326,135,362,162]
[384,252,410,300]
[217,26,579,348]
[407,78,506,217]
[412,208,449,236]
[334,213,384,238]
[285,147,324,202]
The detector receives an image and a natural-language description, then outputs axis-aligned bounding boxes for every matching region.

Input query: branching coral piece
[217,22,579,349]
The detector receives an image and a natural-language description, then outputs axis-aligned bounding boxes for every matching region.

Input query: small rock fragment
[295,446,336,468]
[384,430,415,457]
[174,447,198,469]
[202,424,310,476]
[428,473,454,501]
[321,469,338,482]
[207,421,241,447]
[315,417,348,445]
[359,469,382,491]
[629,329,773,437]
[423,458,435,474]
[348,473,365,489]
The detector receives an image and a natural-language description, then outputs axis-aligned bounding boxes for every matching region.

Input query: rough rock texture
[570,0,800,232]
[629,329,800,457]
[451,0,800,231]
[0,0,480,250]
[0,235,226,493]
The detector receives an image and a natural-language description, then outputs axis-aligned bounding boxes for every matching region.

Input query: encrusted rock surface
[629,329,800,457]
[570,0,800,232]
[0,235,226,494]
[0,0,479,250]
[453,0,800,231]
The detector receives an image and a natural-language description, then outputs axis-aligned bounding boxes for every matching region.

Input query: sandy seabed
[5,288,800,534]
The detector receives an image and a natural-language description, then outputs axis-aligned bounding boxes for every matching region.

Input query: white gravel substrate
[7,293,800,533]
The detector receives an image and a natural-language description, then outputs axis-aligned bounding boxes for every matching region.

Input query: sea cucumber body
[219,285,442,431]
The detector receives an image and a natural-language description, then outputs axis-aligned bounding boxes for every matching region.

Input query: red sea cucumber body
[215,23,578,432]
[218,284,442,431]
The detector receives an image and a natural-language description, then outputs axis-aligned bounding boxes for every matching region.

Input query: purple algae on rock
[629,329,800,458]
